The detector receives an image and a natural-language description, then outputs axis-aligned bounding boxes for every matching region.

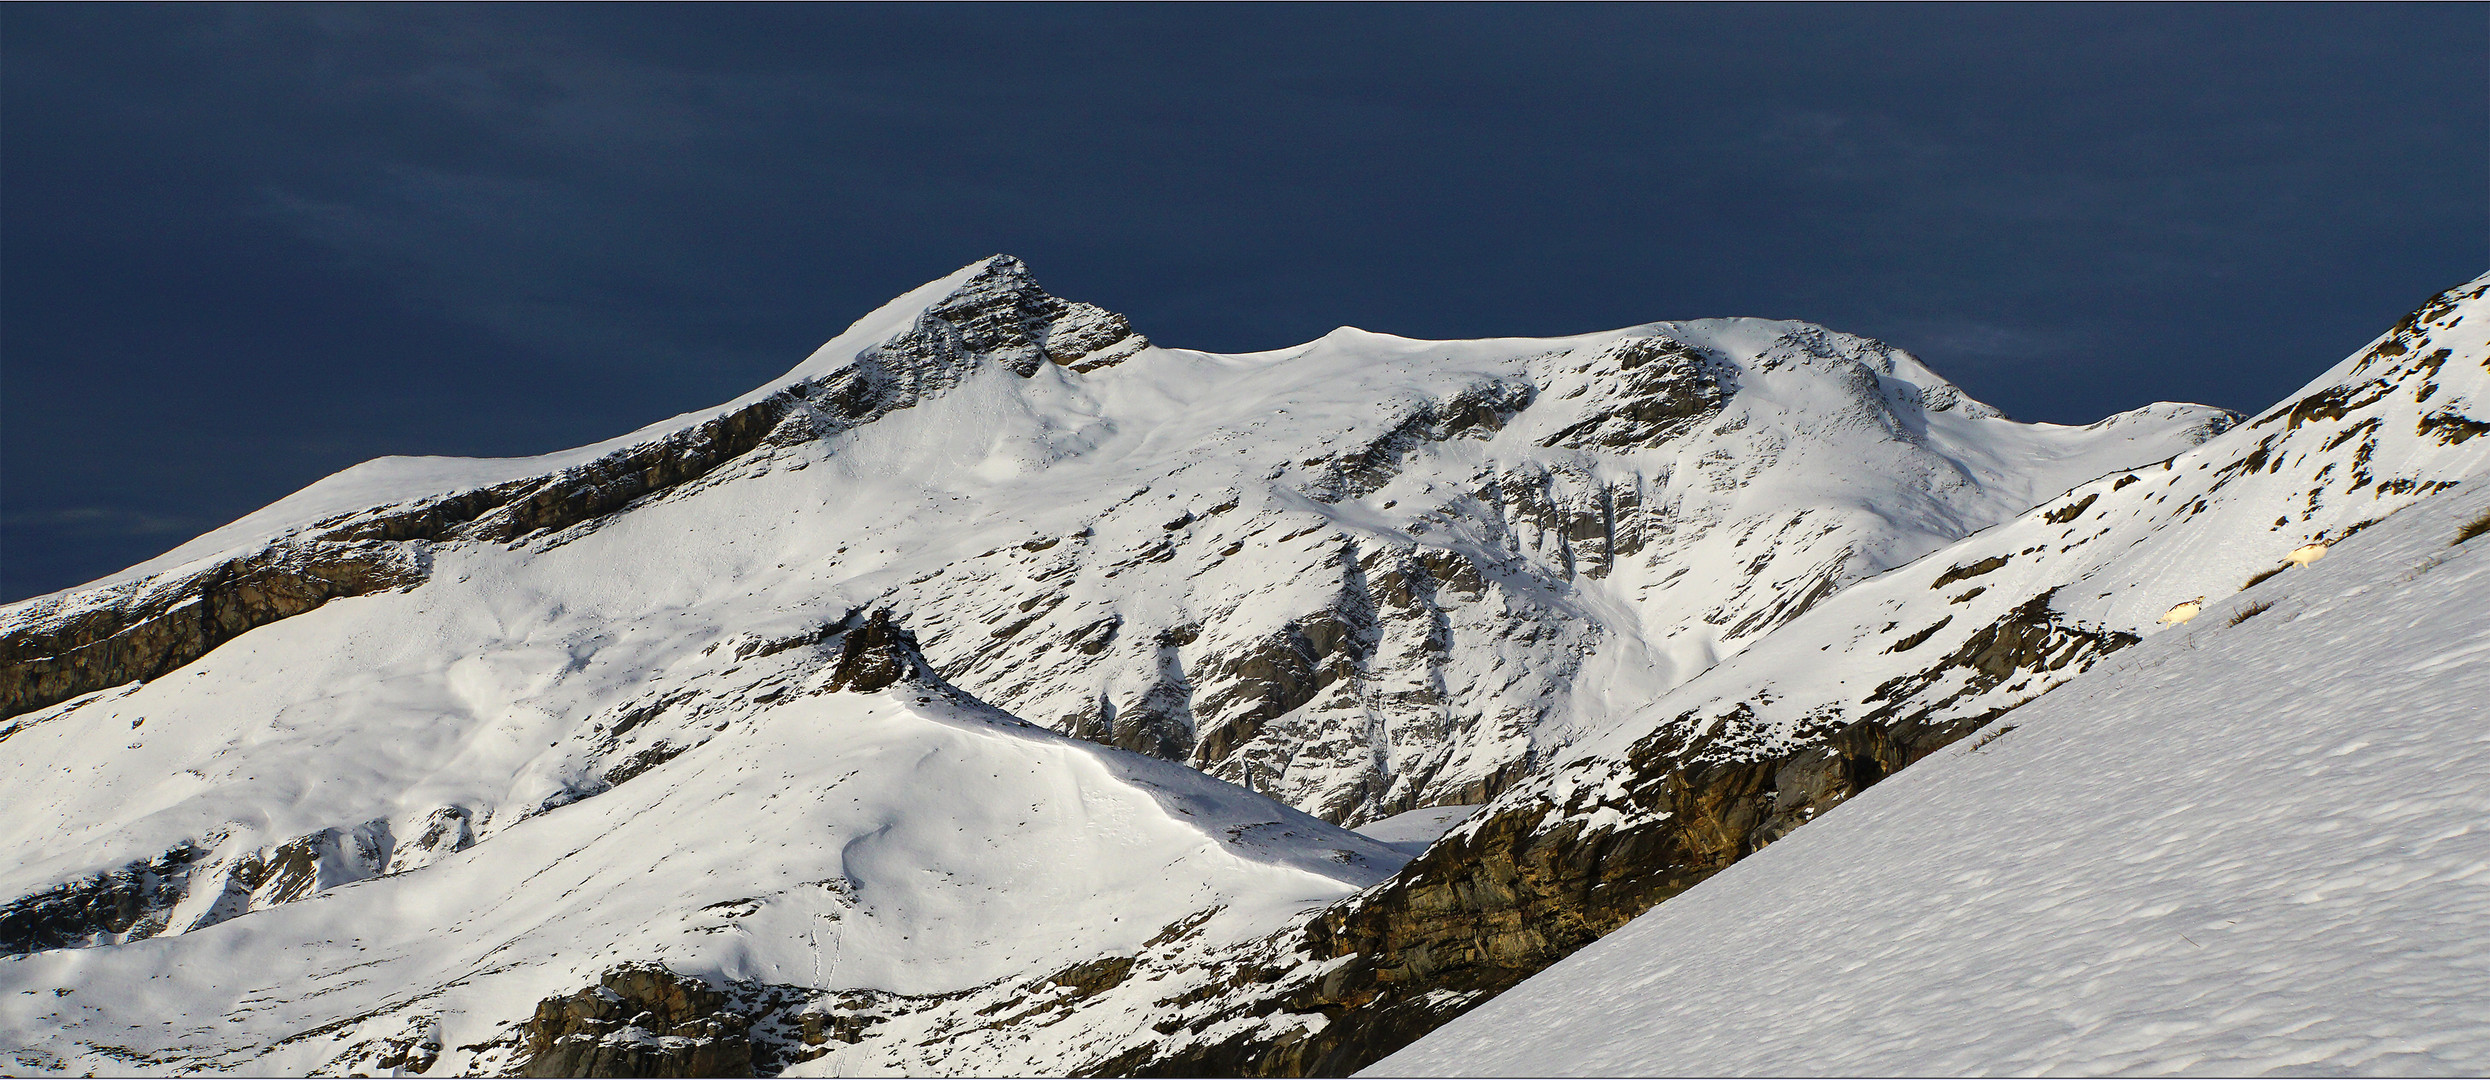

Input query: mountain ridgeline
[0,258,2482,1077]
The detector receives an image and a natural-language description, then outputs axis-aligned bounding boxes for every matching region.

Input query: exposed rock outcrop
[0,541,427,719]
[2,815,421,957]
[387,806,478,875]
[1538,336,1727,450]
[824,608,933,693]
[0,840,210,955]
[1301,379,1535,502]
[517,965,755,1078]
[180,821,396,934]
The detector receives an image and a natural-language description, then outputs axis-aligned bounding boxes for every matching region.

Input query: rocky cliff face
[0,840,210,954]
[0,541,428,719]
[516,966,757,1079]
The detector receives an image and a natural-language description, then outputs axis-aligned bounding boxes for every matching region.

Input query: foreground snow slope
[1373,472,2490,1077]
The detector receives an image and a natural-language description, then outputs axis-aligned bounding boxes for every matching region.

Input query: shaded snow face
[1373,468,2490,1079]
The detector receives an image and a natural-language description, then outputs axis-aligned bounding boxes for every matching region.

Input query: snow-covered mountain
[0,258,2477,1077]
[0,256,2228,827]
[1372,461,2490,1077]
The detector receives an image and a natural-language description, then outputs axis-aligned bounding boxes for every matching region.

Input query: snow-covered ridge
[0,255,2230,828]
[3,256,1133,605]
[1549,269,2490,780]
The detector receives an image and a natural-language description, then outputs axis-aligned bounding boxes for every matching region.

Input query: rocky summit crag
[1,258,2483,1077]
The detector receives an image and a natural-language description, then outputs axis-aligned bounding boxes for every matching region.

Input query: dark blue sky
[4,5,2484,601]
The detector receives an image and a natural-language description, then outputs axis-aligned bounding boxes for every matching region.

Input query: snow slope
[1372,469,2490,1078]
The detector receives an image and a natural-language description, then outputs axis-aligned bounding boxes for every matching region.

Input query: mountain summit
[3,261,2478,1077]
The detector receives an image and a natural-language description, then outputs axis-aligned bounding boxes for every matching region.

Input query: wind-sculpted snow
[20,257,2460,1077]
[1376,466,2490,1077]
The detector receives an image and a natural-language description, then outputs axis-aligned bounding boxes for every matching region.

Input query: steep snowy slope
[0,257,2228,833]
[1373,468,2490,1078]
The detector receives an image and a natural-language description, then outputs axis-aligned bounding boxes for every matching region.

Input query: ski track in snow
[1372,474,2490,1078]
